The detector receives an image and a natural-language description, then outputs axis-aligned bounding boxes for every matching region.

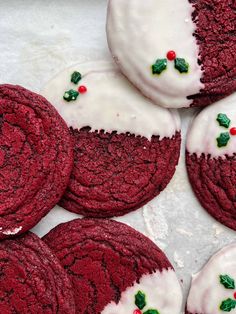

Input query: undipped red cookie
[43,218,183,314]
[186,243,236,314]
[41,61,181,218]
[0,85,73,239]
[186,93,236,231]
[107,0,236,109]
[0,232,75,313]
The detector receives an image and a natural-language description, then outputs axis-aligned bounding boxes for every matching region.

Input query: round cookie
[186,93,236,231]
[186,243,236,314]
[0,232,75,313]
[43,218,183,314]
[0,84,73,239]
[107,0,236,109]
[41,61,181,218]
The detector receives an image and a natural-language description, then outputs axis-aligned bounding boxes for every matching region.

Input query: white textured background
[0,0,235,311]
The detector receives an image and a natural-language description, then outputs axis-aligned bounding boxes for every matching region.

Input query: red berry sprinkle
[133,310,142,314]
[230,127,236,136]
[167,50,177,61]
[78,86,87,93]
[234,292,236,299]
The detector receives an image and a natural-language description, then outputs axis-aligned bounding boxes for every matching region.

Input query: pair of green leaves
[63,71,82,102]
[216,114,231,147]
[135,291,160,314]
[219,274,236,312]
[152,58,189,75]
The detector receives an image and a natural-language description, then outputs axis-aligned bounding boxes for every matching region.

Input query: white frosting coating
[187,243,236,314]
[187,93,236,157]
[41,61,180,140]
[106,0,203,109]
[102,268,182,314]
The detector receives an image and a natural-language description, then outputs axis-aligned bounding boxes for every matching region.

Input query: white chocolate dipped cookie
[106,0,236,109]
[41,61,181,218]
[186,93,236,231]
[43,218,183,314]
[187,243,236,314]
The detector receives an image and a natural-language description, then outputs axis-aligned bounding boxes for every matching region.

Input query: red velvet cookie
[43,218,183,314]
[0,232,75,313]
[186,93,236,231]
[41,61,181,218]
[186,243,236,314]
[0,84,73,238]
[107,0,236,109]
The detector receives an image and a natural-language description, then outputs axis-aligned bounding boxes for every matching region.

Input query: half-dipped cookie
[186,243,236,314]
[43,218,183,314]
[41,61,181,218]
[107,0,236,108]
[186,93,236,231]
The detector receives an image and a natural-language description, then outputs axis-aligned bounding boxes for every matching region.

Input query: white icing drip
[107,0,203,109]
[102,268,182,314]
[187,243,236,314]
[187,93,236,157]
[41,61,180,140]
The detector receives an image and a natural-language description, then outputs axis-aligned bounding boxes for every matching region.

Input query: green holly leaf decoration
[220,275,235,289]
[135,291,147,310]
[174,58,189,73]
[220,298,236,312]
[71,71,82,84]
[152,59,167,75]
[217,132,230,148]
[217,114,231,129]
[143,310,160,314]
[63,89,79,102]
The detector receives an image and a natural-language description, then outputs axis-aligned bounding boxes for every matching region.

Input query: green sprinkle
[143,310,160,314]
[71,71,82,84]
[63,89,79,102]
[217,132,230,147]
[174,58,189,73]
[135,291,146,310]
[220,298,236,312]
[217,114,231,129]
[220,274,235,289]
[152,59,167,75]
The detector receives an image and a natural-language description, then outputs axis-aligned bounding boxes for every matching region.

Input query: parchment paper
[0,0,235,311]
